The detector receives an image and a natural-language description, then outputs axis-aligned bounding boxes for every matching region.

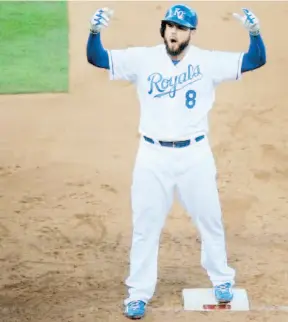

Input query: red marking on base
[203,304,231,310]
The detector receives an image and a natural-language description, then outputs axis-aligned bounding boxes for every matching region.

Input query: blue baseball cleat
[124,300,146,320]
[214,282,234,303]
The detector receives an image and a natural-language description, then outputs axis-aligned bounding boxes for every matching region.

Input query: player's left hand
[233,8,260,36]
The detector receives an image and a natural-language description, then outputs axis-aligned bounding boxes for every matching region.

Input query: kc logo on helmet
[174,8,185,20]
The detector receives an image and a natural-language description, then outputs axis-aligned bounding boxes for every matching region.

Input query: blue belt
[143,135,205,148]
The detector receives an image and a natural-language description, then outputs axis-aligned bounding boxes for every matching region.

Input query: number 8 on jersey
[185,89,197,109]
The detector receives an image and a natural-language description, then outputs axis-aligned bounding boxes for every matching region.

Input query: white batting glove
[233,8,260,36]
[90,7,114,34]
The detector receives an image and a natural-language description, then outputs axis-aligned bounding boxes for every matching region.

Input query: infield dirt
[0,2,287,321]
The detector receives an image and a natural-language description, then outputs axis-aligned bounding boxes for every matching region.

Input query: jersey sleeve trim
[107,50,115,80]
[236,52,244,80]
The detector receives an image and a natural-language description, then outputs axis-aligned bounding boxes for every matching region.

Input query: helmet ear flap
[160,21,166,38]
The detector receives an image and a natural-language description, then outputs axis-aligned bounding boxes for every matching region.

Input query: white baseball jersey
[107,44,244,140]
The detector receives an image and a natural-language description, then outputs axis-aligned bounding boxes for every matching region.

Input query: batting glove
[90,7,114,34]
[233,8,260,36]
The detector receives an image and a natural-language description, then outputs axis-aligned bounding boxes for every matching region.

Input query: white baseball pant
[124,135,235,305]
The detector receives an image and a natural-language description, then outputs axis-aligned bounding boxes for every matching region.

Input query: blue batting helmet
[161,4,198,30]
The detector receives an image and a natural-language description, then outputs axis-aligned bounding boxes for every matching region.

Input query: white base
[182,288,250,311]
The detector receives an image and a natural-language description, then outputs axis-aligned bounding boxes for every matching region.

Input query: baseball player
[86,4,266,319]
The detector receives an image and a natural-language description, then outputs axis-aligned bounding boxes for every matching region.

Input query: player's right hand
[90,8,114,34]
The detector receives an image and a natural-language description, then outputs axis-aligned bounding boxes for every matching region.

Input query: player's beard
[164,35,191,57]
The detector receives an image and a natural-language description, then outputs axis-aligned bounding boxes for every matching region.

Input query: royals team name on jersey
[107,45,243,139]
[147,64,203,99]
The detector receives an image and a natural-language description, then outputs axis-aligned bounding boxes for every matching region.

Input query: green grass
[0,1,69,94]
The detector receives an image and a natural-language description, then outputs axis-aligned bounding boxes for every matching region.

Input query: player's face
[164,22,195,57]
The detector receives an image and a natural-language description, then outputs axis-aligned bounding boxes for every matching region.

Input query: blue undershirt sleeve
[86,32,109,69]
[241,34,266,73]
[86,31,266,73]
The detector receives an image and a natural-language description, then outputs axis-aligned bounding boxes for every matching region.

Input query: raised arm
[87,33,109,69]
[241,34,266,73]
[233,8,266,73]
[86,8,114,69]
